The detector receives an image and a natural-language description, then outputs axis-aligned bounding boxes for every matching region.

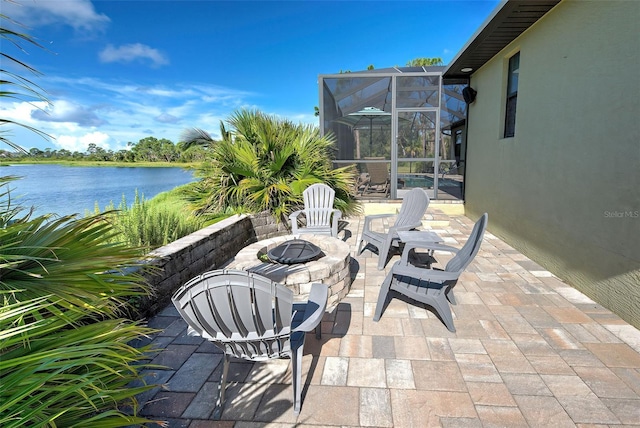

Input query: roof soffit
[444,0,561,79]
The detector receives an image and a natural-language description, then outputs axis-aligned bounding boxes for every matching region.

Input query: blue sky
[2,0,500,153]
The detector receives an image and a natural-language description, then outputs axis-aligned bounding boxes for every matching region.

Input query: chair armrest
[289,210,303,221]
[403,241,460,253]
[331,210,342,237]
[292,283,328,333]
[362,213,394,231]
[389,222,422,235]
[400,241,459,265]
[365,213,395,220]
[390,262,460,283]
[331,209,342,224]
[289,210,304,234]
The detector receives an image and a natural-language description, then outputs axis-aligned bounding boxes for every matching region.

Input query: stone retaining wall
[137,211,290,319]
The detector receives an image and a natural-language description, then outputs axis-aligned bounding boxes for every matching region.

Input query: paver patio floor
[135,207,640,427]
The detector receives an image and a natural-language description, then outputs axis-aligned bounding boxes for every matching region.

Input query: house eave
[443,0,561,79]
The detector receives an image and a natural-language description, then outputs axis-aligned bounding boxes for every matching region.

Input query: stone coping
[228,234,352,307]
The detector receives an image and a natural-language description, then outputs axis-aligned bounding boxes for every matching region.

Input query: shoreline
[0,160,199,168]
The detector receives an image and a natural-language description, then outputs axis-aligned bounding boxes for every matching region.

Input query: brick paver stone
[133,210,640,427]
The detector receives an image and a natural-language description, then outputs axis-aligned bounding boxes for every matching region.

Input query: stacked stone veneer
[229,234,352,308]
[136,211,291,319]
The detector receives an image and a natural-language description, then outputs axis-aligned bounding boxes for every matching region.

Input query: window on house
[504,52,520,138]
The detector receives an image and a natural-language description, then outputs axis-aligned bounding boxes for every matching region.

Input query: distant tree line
[0,136,218,163]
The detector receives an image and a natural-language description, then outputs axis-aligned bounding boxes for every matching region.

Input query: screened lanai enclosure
[319,67,469,200]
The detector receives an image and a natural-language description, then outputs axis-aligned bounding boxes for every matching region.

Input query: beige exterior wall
[464,0,640,327]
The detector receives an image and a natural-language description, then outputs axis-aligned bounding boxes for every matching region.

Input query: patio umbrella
[334,107,392,149]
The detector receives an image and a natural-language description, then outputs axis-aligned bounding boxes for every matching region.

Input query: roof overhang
[444,0,561,79]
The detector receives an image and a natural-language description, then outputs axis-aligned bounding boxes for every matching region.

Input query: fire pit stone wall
[228,234,352,308]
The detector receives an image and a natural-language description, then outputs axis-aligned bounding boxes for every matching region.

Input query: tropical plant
[182,109,360,221]
[1,10,164,425]
[0,10,51,153]
[0,176,164,427]
[93,185,209,252]
[406,57,444,66]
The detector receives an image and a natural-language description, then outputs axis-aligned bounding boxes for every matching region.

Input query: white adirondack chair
[289,183,341,237]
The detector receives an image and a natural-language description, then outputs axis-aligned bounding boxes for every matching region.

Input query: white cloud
[31,100,106,127]
[135,87,193,98]
[99,44,169,67]
[155,113,180,124]
[0,100,48,126]
[1,74,266,152]
[4,0,110,33]
[54,131,112,153]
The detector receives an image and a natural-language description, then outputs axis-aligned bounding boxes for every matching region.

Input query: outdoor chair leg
[376,239,393,270]
[430,293,456,333]
[292,344,304,414]
[446,285,457,305]
[213,353,231,420]
[357,239,366,255]
[373,274,393,321]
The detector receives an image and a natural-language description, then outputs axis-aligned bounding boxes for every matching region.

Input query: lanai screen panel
[319,68,468,200]
[440,80,468,162]
[396,75,440,108]
[322,75,392,161]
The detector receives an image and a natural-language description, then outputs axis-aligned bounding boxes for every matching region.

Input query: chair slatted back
[395,188,430,228]
[172,269,294,361]
[365,161,390,186]
[445,213,488,274]
[303,183,335,228]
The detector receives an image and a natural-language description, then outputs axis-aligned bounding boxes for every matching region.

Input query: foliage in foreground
[182,109,361,221]
[0,10,51,153]
[93,185,209,252]
[0,176,164,427]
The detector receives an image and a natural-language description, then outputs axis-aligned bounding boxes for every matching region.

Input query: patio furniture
[397,230,442,244]
[357,187,430,270]
[171,269,328,417]
[289,183,341,237]
[373,213,488,332]
[361,158,390,196]
[397,230,443,267]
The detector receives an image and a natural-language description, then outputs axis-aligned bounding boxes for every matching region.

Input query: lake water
[1,164,197,217]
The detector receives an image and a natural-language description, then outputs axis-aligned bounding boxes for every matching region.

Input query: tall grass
[95,185,207,251]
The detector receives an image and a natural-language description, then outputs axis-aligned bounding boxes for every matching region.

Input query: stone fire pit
[228,234,351,308]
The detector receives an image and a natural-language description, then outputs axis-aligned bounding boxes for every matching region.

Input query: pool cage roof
[319,66,469,143]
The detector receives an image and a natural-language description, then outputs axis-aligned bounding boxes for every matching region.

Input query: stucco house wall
[464,0,640,327]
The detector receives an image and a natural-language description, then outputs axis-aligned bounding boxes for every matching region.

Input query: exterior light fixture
[463,86,477,104]
[461,67,473,73]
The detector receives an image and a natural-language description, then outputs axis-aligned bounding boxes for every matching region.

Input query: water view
[1,164,196,217]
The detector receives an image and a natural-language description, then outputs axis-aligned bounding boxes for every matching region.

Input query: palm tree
[1,11,52,153]
[183,109,360,221]
[406,57,444,67]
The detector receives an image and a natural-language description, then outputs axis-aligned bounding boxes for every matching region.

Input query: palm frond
[1,16,53,153]
[187,108,361,219]
[179,127,215,150]
[0,178,161,425]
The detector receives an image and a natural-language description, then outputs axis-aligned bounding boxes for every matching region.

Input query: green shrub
[182,109,361,222]
[0,176,164,427]
[95,185,207,251]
